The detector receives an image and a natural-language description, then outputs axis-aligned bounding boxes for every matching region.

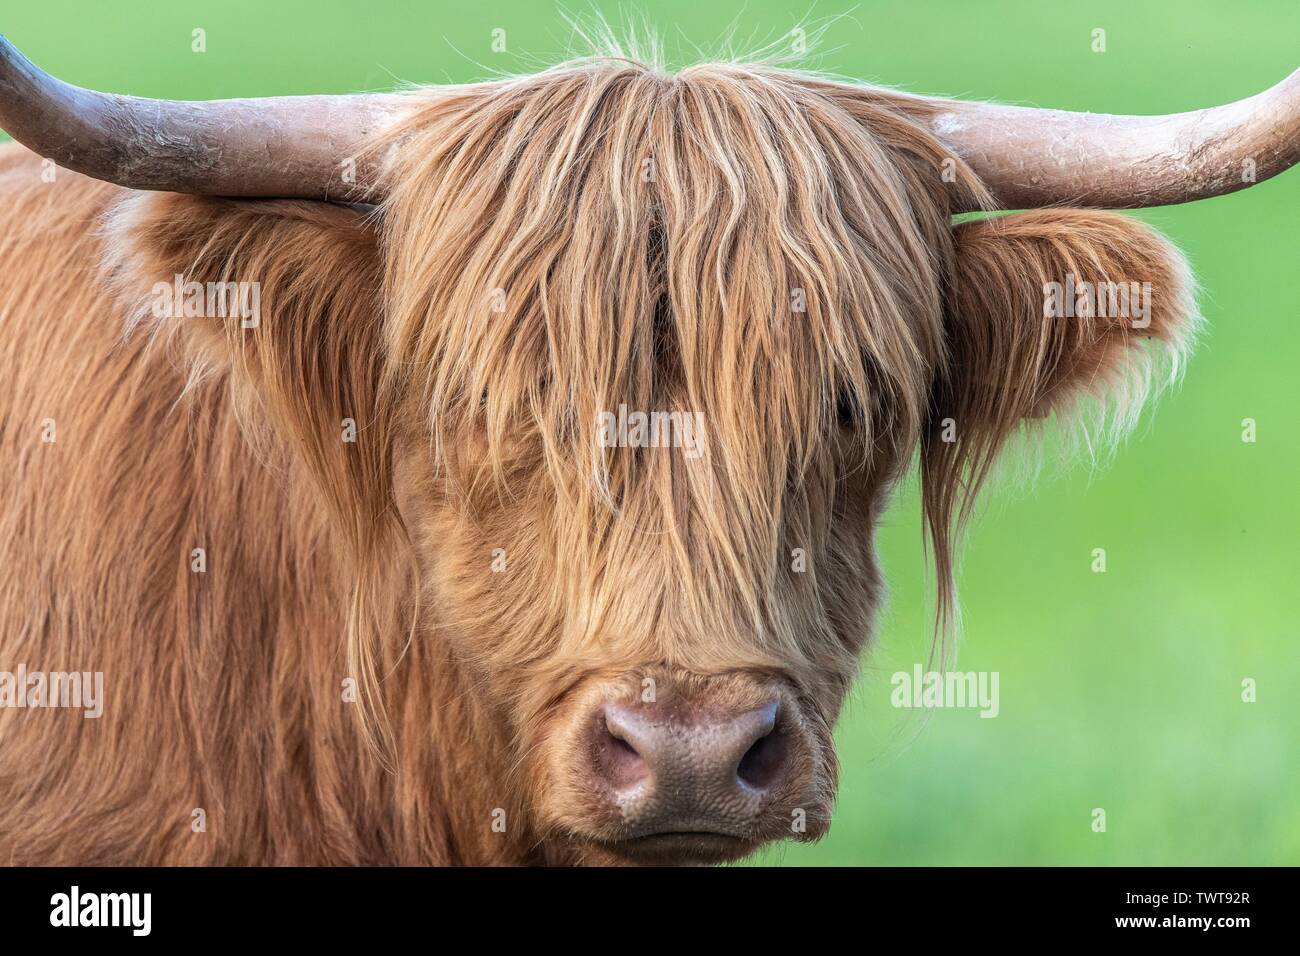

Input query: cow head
[4,38,1295,863]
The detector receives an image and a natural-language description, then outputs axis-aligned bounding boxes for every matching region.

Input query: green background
[3,1,1295,865]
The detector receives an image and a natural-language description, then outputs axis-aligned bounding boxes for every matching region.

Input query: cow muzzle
[550,673,832,864]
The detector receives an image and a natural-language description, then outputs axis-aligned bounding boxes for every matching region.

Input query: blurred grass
[3,1,1296,864]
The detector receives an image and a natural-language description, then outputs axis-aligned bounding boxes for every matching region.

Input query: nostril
[736,726,789,791]
[594,699,791,802]
[595,710,650,790]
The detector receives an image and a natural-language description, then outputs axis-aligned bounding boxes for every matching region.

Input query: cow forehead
[377,62,954,516]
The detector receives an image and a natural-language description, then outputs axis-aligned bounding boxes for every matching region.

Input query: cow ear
[924,208,1199,553]
[102,192,392,529]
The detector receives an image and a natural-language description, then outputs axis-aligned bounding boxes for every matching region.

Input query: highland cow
[0,36,1296,865]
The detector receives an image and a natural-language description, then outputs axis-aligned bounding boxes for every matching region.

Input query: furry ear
[103,192,410,756]
[923,209,1199,629]
[102,193,392,533]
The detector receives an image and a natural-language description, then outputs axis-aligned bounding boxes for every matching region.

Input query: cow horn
[929,69,1300,210]
[5,35,1297,209]
[0,35,407,199]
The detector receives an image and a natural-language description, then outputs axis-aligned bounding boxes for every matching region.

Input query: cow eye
[835,390,860,429]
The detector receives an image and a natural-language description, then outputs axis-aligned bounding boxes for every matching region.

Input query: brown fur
[0,57,1196,865]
